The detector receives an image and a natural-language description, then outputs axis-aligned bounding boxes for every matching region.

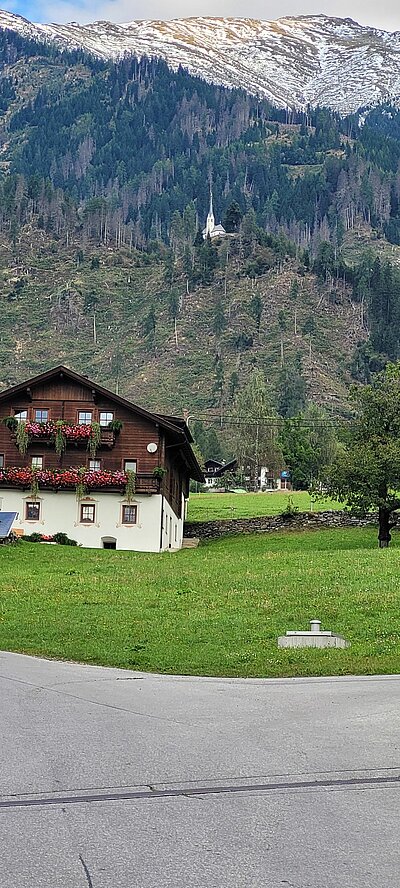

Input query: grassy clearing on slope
[0,527,399,678]
[187,490,342,522]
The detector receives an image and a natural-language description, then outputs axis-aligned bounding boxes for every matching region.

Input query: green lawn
[187,490,342,522]
[1,527,399,678]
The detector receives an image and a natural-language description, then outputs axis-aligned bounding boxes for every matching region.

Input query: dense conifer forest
[0,27,400,470]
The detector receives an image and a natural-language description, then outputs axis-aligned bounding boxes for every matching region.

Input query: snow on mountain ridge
[0,11,400,113]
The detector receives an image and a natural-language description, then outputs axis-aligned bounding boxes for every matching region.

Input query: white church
[202,189,227,240]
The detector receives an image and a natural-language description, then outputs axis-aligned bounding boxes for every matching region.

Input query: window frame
[99,411,114,427]
[88,459,101,472]
[121,504,138,525]
[0,454,4,469]
[80,503,96,524]
[31,456,43,470]
[14,409,28,423]
[25,501,41,521]
[78,411,93,426]
[34,409,49,423]
[124,459,137,474]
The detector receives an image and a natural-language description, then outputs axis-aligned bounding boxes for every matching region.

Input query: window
[99,411,114,427]
[89,460,101,472]
[0,454,4,468]
[14,410,27,423]
[124,460,137,473]
[31,456,43,469]
[122,504,137,525]
[78,411,92,425]
[80,503,95,523]
[26,502,40,521]
[35,409,48,423]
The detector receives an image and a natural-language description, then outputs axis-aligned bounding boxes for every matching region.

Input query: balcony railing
[11,427,116,449]
[0,468,161,496]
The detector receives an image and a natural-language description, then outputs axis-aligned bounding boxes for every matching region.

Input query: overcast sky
[5,0,400,33]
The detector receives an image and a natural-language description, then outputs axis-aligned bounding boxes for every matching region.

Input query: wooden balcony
[10,426,116,450]
[98,428,115,448]
[0,470,161,496]
[134,473,161,495]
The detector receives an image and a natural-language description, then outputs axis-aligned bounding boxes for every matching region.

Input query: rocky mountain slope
[0,11,399,113]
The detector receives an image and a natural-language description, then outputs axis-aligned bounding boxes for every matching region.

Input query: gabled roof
[212,458,238,477]
[0,365,204,482]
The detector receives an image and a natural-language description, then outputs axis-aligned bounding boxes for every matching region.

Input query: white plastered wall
[0,490,171,552]
[160,493,185,551]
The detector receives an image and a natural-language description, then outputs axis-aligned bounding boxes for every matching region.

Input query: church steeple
[202,178,226,241]
[205,183,215,237]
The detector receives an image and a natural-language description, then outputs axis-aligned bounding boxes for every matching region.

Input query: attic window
[35,409,48,422]
[14,410,27,423]
[99,412,114,427]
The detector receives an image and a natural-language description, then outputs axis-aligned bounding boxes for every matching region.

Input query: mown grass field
[1,527,399,678]
[187,490,342,522]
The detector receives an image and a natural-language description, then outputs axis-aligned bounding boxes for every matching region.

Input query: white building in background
[202,188,227,240]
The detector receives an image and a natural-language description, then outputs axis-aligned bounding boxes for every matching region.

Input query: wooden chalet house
[0,366,204,551]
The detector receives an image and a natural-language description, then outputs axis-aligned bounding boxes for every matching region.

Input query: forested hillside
[0,27,400,456]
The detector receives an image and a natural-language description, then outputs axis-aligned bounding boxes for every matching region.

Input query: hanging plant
[108,419,123,434]
[4,416,18,432]
[55,421,66,456]
[30,468,39,500]
[125,470,136,503]
[153,466,167,480]
[16,421,29,455]
[88,421,101,459]
[75,466,87,501]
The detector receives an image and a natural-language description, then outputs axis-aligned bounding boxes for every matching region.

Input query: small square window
[80,504,95,523]
[26,501,40,521]
[35,410,48,423]
[31,456,43,469]
[0,454,4,468]
[99,412,114,427]
[14,410,28,423]
[122,504,137,525]
[89,460,101,472]
[78,411,92,425]
[124,460,137,473]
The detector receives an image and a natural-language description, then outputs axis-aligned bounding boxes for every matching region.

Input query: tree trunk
[378,508,392,548]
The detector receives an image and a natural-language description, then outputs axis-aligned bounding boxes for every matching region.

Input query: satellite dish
[147,442,158,453]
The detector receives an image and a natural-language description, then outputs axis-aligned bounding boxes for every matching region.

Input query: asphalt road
[1,652,399,887]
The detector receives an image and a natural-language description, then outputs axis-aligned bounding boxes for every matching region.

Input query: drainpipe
[158,428,165,552]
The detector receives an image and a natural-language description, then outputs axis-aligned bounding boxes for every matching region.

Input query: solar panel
[0,512,18,540]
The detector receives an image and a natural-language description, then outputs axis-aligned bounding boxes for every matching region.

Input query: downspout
[158,426,165,552]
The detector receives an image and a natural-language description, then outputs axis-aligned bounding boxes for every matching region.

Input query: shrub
[52,532,78,546]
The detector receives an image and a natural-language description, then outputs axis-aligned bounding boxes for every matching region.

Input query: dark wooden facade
[0,366,203,517]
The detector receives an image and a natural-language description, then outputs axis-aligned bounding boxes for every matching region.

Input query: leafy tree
[192,420,223,462]
[326,363,400,547]
[277,354,307,418]
[280,405,337,489]
[230,371,283,490]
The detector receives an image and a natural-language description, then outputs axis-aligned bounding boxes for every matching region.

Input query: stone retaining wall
[184,510,377,541]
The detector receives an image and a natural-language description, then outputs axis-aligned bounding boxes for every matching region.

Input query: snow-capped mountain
[1,11,400,113]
